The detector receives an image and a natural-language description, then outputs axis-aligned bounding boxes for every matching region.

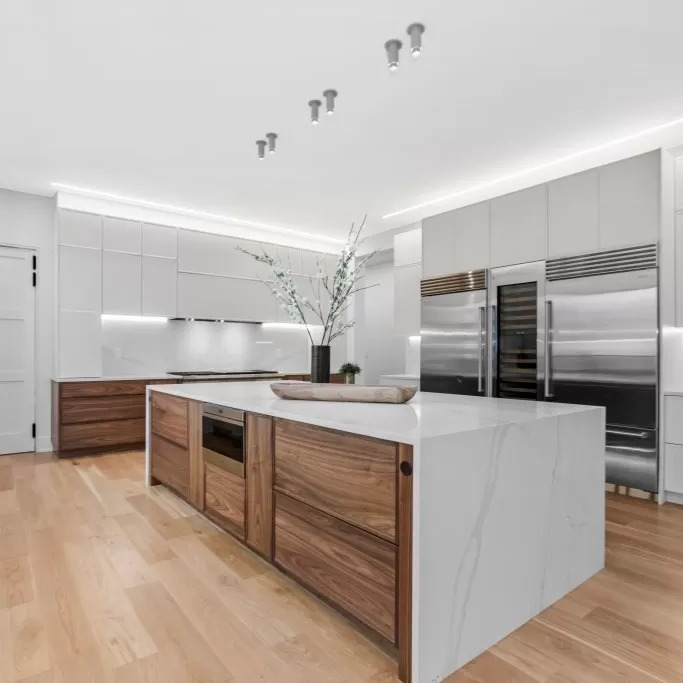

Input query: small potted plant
[339,362,362,385]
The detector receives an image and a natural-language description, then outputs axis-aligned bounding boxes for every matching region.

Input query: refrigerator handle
[478,306,486,393]
[544,299,554,399]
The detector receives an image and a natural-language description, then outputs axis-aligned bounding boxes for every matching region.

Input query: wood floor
[0,452,682,683]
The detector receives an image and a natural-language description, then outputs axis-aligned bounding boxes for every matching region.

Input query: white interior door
[0,246,35,455]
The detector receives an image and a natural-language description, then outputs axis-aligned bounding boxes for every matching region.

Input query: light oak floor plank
[1,453,683,681]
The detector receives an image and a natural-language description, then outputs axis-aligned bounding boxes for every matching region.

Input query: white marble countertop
[54,374,176,382]
[380,373,420,380]
[148,381,602,445]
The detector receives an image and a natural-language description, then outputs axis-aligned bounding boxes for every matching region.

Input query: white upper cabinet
[102,251,142,315]
[142,256,177,317]
[276,246,301,275]
[548,169,600,258]
[676,157,683,211]
[598,151,660,250]
[490,185,547,267]
[394,263,421,336]
[59,246,102,312]
[178,230,257,279]
[59,210,102,249]
[301,249,326,277]
[422,202,490,278]
[394,227,422,267]
[103,217,142,254]
[142,223,177,258]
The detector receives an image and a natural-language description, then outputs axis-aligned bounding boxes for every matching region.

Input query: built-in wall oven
[202,404,245,478]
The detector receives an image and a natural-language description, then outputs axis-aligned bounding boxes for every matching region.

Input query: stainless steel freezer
[545,244,658,492]
[420,269,488,396]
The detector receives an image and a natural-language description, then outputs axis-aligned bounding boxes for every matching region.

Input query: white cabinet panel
[178,230,258,279]
[301,250,326,277]
[59,210,102,248]
[676,158,683,211]
[178,273,279,322]
[490,186,547,267]
[394,263,421,336]
[423,203,490,278]
[548,170,599,258]
[675,213,683,326]
[664,395,683,445]
[394,227,422,267]
[665,443,683,494]
[599,152,660,250]
[142,223,177,258]
[276,246,301,275]
[103,217,141,254]
[59,246,102,312]
[103,252,142,315]
[58,311,102,378]
[142,256,177,317]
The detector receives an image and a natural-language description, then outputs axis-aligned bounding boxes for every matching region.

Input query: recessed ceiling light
[385,39,403,72]
[256,139,266,160]
[266,132,278,154]
[407,23,425,58]
[309,99,321,125]
[323,89,338,116]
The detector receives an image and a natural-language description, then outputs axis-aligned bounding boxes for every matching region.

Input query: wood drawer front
[60,380,148,398]
[274,419,397,542]
[151,393,189,448]
[274,493,396,642]
[205,462,245,538]
[151,434,190,500]
[60,418,146,450]
[62,395,145,424]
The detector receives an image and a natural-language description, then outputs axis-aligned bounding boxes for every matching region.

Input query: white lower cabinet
[142,256,177,317]
[178,272,279,322]
[103,251,142,315]
[665,444,683,495]
[59,311,102,377]
[394,263,421,336]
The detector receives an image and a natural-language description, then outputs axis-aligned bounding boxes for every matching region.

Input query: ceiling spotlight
[384,39,403,72]
[322,89,338,116]
[407,23,425,58]
[256,139,266,160]
[266,132,278,154]
[309,99,321,125]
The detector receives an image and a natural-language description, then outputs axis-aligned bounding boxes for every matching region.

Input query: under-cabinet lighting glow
[382,115,683,220]
[262,322,309,329]
[101,314,168,323]
[409,335,421,341]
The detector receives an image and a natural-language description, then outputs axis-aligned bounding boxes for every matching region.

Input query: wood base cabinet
[204,457,246,539]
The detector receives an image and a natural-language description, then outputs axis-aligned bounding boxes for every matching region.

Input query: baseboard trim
[662,491,683,506]
[36,436,53,453]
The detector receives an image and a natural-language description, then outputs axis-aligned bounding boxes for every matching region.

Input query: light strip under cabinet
[101,314,169,323]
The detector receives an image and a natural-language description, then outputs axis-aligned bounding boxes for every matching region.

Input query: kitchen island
[145,381,605,683]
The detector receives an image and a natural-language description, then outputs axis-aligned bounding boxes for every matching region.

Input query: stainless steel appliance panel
[488,261,547,400]
[545,257,658,492]
[420,289,488,395]
[202,404,245,478]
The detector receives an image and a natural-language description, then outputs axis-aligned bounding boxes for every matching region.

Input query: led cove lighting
[101,314,168,323]
[262,322,310,329]
[50,183,344,245]
[382,115,683,220]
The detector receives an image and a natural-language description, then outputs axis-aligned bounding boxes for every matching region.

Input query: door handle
[606,429,649,440]
[477,306,486,393]
[544,300,553,399]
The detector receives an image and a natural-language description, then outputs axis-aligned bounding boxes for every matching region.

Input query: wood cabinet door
[205,461,246,538]
[60,380,147,398]
[150,434,190,500]
[274,492,396,642]
[61,418,145,450]
[151,393,189,448]
[274,419,397,542]
[246,414,274,558]
[61,395,145,423]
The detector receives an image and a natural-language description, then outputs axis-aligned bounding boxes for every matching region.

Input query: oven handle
[544,299,554,399]
[606,428,649,440]
[205,414,244,427]
[478,305,486,393]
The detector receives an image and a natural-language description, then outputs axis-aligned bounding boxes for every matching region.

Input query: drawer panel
[151,434,189,500]
[274,493,396,642]
[205,462,245,538]
[62,395,145,424]
[274,419,396,542]
[665,443,683,494]
[151,392,189,448]
[60,418,146,450]
[60,380,148,398]
[665,396,683,445]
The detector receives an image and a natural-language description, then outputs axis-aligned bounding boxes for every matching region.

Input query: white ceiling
[2,0,683,240]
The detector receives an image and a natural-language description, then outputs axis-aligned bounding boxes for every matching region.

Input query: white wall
[0,189,55,452]
[101,319,346,377]
[354,252,405,384]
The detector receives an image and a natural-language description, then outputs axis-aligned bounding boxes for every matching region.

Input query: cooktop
[169,370,278,376]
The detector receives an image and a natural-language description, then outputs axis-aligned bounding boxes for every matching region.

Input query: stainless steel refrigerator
[545,245,658,492]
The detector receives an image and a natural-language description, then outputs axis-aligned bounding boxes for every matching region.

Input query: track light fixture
[322,89,338,116]
[266,132,278,154]
[256,139,266,160]
[384,39,403,72]
[309,99,321,125]
[407,23,425,58]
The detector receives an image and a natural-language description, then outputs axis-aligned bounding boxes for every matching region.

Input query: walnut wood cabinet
[52,378,177,457]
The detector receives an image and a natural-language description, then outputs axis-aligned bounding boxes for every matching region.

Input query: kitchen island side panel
[414,407,605,682]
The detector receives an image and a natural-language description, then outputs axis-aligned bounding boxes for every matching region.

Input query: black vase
[310,345,331,383]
